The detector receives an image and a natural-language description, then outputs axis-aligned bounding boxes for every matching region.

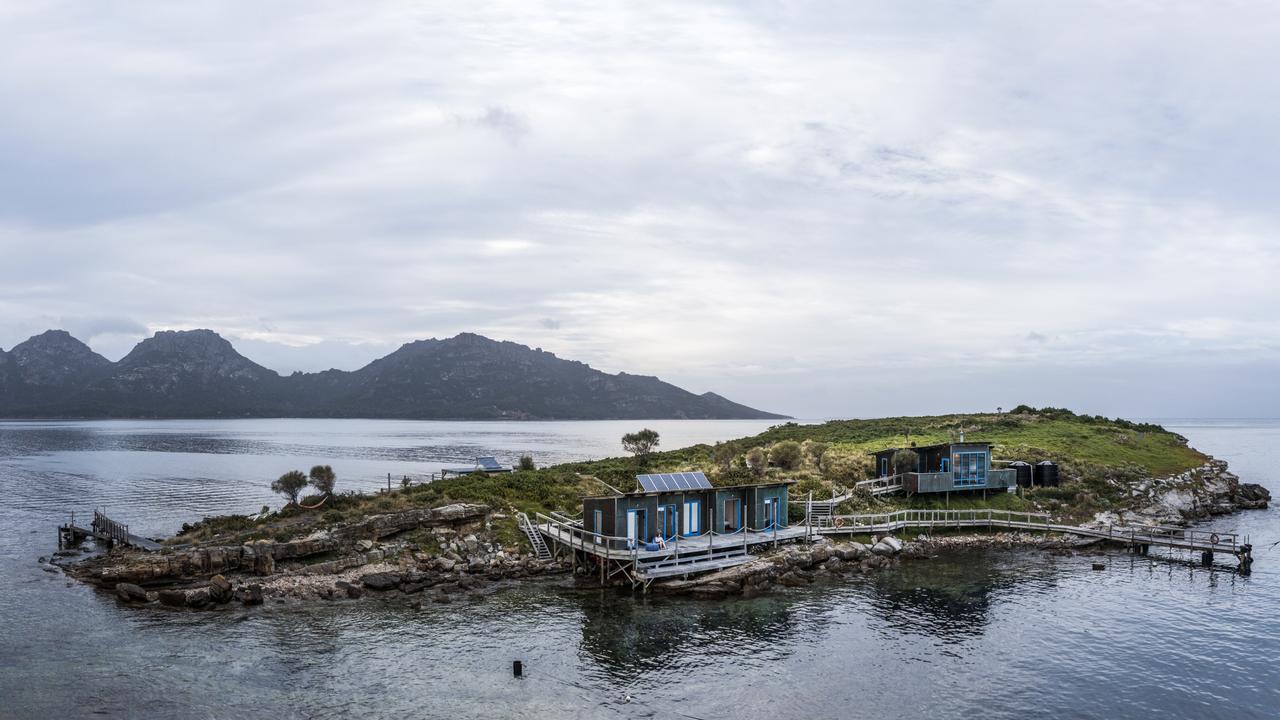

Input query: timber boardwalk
[533,504,1255,590]
[59,510,162,552]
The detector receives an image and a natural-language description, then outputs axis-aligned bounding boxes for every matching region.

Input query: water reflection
[577,590,800,678]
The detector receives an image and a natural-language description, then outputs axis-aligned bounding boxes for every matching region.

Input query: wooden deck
[534,513,809,588]
[59,510,162,552]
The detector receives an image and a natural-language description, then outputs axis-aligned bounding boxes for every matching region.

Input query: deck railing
[826,508,1052,530]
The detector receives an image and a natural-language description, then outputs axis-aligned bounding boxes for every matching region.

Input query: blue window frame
[880,458,889,477]
[941,457,950,472]
[953,452,987,487]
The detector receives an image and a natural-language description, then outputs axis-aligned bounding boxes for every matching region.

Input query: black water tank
[1010,461,1033,488]
[1035,461,1060,487]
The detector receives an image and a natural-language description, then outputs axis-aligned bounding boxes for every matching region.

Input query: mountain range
[0,329,787,420]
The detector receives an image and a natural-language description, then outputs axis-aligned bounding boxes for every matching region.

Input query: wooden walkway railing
[819,508,1253,568]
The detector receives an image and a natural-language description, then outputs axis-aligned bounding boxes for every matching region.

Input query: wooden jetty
[816,508,1254,571]
[58,510,162,552]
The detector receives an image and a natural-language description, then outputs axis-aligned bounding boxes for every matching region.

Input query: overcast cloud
[1,1,1277,418]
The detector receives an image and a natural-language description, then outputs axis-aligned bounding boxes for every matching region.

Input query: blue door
[681,499,701,536]
[658,504,677,539]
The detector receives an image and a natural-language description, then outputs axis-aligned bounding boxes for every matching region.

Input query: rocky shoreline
[45,460,1269,611]
[1089,459,1269,527]
[51,502,570,609]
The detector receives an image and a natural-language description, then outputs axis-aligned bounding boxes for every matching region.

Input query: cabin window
[941,457,950,472]
[593,509,603,544]
[953,452,987,487]
[880,458,889,477]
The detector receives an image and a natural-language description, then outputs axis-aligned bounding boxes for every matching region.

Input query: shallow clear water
[0,418,1277,719]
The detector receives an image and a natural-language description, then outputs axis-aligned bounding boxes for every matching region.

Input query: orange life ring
[834,518,845,529]
[1209,533,1220,545]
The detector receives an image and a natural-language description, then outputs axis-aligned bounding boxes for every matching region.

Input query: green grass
[177,406,1209,544]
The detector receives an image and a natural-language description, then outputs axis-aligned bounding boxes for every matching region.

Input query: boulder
[184,587,213,608]
[778,571,810,587]
[115,583,149,603]
[401,581,430,594]
[823,557,842,571]
[356,539,375,552]
[335,580,363,599]
[436,557,457,572]
[431,503,489,523]
[836,543,868,562]
[208,575,233,604]
[810,546,833,564]
[360,572,401,591]
[872,536,903,556]
[157,589,188,607]
[237,584,265,606]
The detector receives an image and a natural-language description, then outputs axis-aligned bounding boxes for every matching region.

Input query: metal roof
[475,456,505,470]
[636,471,713,492]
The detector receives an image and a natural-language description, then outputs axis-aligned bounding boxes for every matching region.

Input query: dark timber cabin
[871,441,1017,495]
[582,472,792,547]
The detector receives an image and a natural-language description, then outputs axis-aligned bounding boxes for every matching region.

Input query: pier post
[1200,550,1213,567]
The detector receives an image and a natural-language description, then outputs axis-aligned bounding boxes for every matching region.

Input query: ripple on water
[2,419,1280,719]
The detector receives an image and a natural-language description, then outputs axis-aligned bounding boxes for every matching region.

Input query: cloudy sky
[1,1,1277,418]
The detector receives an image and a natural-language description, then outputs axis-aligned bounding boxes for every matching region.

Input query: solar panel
[636,471,712,492]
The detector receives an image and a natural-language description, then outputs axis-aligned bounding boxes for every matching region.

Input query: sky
[1,1,1278,419]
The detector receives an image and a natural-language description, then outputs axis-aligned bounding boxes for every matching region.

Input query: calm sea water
[0,418,1277,719]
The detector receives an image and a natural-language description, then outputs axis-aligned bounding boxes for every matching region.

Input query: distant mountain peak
[0,328,789,420]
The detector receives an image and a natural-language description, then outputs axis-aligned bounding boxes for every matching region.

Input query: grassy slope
[179,407,1208,544]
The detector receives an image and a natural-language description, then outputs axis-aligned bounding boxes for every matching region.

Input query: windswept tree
[518,455,536,471]
[769,441,803,471]
[712,442,737,472]
[271,470,308,506]
[890,449,920,477]
[745,447,767,478]
[802,440,829,472]
[622,429,660,462]
[309,465,337,496]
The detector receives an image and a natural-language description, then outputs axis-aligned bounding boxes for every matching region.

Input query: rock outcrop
[1113,460,1270,525]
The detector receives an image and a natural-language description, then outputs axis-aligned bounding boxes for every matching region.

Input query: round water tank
[1010,461,1033,488]
[1035,461,1060,487]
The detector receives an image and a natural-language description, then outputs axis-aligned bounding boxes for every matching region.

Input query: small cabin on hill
[582,472,791,547]
[871,441,1016,494]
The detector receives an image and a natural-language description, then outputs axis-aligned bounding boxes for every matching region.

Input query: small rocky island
[48,408,1270,609]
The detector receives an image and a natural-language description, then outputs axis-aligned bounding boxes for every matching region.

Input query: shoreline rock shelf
[50,457,1271,611]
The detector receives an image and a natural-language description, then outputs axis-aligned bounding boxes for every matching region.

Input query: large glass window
[953,452,987,487]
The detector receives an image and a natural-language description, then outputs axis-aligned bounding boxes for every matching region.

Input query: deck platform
[534,513,808,588]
